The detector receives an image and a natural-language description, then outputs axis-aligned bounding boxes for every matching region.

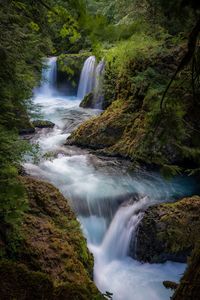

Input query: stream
[24,57,199,300]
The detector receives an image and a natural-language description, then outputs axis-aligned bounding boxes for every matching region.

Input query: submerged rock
[134,196,200,263]
[0,176,103,299]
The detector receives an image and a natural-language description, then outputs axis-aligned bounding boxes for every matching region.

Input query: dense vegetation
[0,0,200,298]
[0,0,86,236]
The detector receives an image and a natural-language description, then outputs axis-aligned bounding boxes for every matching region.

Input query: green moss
[135,196,200,263]
[57,52,91,85]
[0,177,103,299]
[0,260,54,300]
[32,120,55,128]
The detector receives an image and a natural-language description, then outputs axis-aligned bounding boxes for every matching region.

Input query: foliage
[0,0,85,231]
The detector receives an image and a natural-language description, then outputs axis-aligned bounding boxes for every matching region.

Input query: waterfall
[40,57,57,95]
[100,196,148,262]
[77,56,96,99]
[94,59,105,109]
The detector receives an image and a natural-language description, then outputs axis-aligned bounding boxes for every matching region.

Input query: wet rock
[32,120,55,128]
[19,127,35,135]
[134,196,200,263]
[163,281,178,290]
[80,92,94,108]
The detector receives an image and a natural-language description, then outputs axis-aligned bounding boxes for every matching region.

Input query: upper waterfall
[77,56,96,99]
[77,56,105,108]
[40,57,57,96]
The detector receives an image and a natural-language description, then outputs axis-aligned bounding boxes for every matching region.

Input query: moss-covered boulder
[80,93,95,108]
[134,196,200,263]
[0,177,103,299]
[32,120,55,128]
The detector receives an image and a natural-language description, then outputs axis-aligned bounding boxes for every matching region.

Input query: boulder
[0,176,103,299]
[32,120,55,128]
[134,196,200,263]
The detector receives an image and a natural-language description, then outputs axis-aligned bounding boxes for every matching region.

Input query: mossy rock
[0,261,54,300]
[67,98,144,154]
[80,93,95,108]
[172,242,200,300]
[134,196,200,263]
[0,260,103,300]
[57,52,91,85]
[0,177,103,299]
[32,120,55,129]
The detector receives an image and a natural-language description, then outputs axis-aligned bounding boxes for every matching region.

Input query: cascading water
[25,58,199,300]
[77,55,96,99]
[77,56,105,109]
[100,198,146,261]
[39,56,57,96]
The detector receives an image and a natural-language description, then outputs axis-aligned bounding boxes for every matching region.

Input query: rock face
[172,243,200,300]
[0,177,103,299]
[134,196,200,263]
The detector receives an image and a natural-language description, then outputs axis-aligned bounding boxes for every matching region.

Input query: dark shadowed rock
[133,196,200,263]
[172,243,200,300]
[80,93,94,108]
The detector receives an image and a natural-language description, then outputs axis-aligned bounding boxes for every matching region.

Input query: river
[24,57,199,300]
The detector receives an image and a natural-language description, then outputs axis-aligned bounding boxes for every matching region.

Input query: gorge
[1,1,200,299]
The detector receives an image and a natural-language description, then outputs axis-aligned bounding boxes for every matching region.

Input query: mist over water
[25,57,199,300]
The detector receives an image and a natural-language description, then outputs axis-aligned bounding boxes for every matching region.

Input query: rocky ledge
[133,196,200,263]
[0,176,103,299]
